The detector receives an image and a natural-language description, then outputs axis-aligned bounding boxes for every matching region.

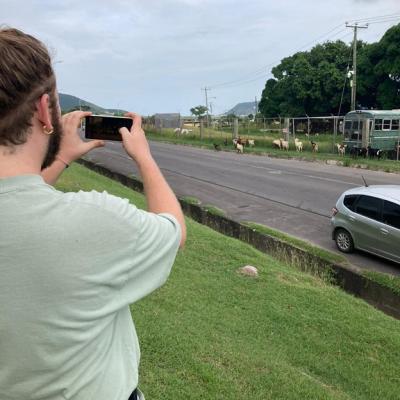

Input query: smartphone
[84,115,133,141]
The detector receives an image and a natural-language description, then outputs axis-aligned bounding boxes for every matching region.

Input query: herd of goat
[173,128,396,160]
[213,137,394,160]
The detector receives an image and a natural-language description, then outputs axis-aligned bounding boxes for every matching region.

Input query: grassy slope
[56,164,400,400]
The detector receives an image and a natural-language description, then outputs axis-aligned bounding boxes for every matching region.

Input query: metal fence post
[233,118,239,139]
[283,118,290,142]
[200,120,204,140]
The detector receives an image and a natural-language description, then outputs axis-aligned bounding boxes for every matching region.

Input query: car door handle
[380,228,389,235]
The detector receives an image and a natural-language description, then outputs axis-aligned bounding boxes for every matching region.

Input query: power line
[208,23,349,90]
[350,13,400,23]
[209,27,354,90]
[206,14,399,91]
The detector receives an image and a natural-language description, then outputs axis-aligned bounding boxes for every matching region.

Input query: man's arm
[41,111,104,185]
[119,113,186,247]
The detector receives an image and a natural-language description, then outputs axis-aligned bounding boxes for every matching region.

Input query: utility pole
[202,87,210,127]
[346,22,368,111]
[254,96,258,118]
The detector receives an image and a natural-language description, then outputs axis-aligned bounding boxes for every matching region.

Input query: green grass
[244,222,348,266]
[180,196,201,205]
[56,163,400,400]
[363,271,400,296]
[203,204,227,217]
[144,128,400,173]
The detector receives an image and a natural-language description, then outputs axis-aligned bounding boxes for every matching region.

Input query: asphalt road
[85,140,400,276]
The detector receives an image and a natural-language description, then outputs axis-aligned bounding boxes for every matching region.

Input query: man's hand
[119,112,152,163]
[59,111,104,164]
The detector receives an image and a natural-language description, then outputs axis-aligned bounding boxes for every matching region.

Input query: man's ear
[36,94,53,132]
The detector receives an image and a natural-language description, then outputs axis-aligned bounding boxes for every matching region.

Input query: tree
[190,105,208,119]
[259,41,353,117]
[358,23,400,109]
[259,23,400,117]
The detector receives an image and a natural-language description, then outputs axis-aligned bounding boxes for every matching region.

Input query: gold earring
[43,125,54,135]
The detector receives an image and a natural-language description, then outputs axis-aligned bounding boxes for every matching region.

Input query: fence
[143,115,348,155]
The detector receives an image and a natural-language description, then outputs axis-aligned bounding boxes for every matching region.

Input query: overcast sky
[2,0,399,115]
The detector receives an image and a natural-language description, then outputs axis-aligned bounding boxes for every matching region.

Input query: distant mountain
[59,93,126,115]
[224,101,257,116]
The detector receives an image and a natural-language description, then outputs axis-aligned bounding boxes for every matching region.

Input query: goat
[294,138,303,152]
[213,143,221,151]
[272,139,282,149]
[336,143,347,156]
[174,128,181,134]
[180,128,189,135]
[247,139,255,147]
[350,147,367,158]
[311,141,318,152]
[235,143,244,154]
[280,138,289,151]
[367,146,382,160]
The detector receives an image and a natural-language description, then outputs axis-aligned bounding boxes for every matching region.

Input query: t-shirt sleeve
[119,209,182,304]
[63,190,181,306]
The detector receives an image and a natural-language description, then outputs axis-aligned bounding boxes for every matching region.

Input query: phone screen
[84,115,133,141]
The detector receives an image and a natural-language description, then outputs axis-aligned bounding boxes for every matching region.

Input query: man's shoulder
[60,189,137,221]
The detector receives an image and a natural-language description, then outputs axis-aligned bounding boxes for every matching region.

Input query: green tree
[190,105,208,119]
[358,23,400,109]
[259,40,354,116]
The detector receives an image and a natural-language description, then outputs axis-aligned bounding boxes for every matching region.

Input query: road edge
[77,157,400,320]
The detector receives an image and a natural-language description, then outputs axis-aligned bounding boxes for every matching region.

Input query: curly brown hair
[0,27,56,146]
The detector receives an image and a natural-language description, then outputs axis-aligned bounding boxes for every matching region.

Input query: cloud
[1,0,399,114]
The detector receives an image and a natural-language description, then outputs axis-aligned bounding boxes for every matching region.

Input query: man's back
[0,175,181,400]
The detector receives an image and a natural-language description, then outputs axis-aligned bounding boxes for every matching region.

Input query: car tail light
[331,207,338,217]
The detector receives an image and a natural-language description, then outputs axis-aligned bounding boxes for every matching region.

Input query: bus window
[383,119,391,130]
[351,132,360,140]
[374,119,382,130]
[345,120,352,129]
[392,119,399,130]
[359,121,363,130]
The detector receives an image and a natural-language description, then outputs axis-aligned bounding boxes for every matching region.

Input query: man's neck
[0,147,41,179]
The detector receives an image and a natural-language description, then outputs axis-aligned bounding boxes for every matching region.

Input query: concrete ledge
[77,158,400,319]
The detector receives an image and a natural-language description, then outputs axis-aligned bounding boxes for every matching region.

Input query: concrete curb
[77,158,400,319]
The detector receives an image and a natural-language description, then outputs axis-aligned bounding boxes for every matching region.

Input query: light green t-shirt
[0,175,181,400]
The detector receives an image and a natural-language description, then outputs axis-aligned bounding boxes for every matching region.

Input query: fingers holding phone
[119,113,152,163]
[60,111,104,163]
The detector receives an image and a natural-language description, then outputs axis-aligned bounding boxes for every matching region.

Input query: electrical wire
[208,25,350,90]
[207,14,399,91]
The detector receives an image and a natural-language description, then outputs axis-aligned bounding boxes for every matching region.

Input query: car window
[343,195,358,211]
[383,201,400,229]
[354,195,382,221]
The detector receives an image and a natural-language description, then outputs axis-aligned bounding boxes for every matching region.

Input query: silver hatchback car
[331,185,400,263]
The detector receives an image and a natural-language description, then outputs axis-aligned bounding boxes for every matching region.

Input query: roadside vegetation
[244,222,347,266]
[144,126,400,173]
[56,163,400,400]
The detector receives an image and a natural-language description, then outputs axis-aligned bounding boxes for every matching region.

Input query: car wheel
[335,229,354,253]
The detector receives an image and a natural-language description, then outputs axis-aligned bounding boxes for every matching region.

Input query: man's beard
[41,99,63,170]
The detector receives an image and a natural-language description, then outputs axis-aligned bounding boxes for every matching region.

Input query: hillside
[59,93,126,115]
[225,101,257,116]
